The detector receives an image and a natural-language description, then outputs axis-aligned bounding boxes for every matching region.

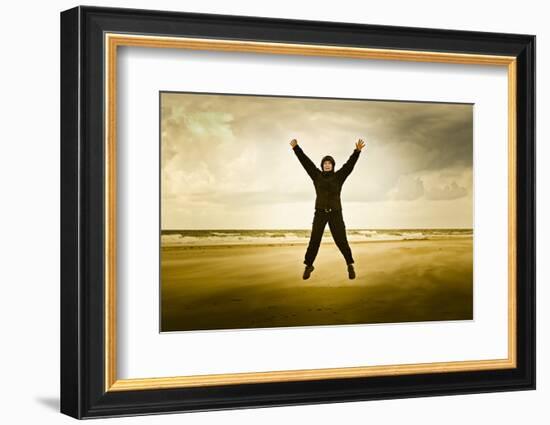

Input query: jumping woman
[290,138,366,280]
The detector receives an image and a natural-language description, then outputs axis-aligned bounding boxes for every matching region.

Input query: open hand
[290,139,298,148]
[356,139,366,151]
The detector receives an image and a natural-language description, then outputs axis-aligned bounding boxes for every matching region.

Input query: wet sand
[160,238,473,332]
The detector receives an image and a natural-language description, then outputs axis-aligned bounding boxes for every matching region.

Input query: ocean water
[161,228,473,247]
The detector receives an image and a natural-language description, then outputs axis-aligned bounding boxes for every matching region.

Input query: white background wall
[0,1,544,423]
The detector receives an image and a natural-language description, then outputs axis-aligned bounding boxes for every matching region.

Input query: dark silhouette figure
[290,139,365,280]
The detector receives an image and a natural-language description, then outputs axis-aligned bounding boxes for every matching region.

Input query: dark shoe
[303,265,315,280]
[347,264,356,280]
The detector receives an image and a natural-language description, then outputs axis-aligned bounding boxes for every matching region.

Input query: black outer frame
[60,5,535,419]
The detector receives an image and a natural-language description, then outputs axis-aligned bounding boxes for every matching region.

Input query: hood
[320,155,335,173]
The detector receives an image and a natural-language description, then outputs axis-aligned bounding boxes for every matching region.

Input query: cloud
[183,190,313,206]
[160,92,473,229]
[389,175,425,201]
[425,181,468,200]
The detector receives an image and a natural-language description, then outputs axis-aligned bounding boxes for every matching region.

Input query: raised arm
[290,139,319,180]
[337,139,366,182]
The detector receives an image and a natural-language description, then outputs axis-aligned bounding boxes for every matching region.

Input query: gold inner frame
[104,33,517,392]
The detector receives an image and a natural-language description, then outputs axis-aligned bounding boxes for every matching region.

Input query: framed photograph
[60,5,536,419]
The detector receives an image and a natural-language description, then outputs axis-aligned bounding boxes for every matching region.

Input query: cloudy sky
[161,92,473,230]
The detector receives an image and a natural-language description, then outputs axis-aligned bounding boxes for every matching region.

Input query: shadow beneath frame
[35,396,59,411]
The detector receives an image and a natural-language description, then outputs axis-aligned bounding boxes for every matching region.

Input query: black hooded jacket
[292,144,361,211]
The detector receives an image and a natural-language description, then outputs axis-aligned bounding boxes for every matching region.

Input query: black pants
[304,209,354,266]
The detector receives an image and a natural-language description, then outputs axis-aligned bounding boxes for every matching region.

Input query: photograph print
[160,91,473,332]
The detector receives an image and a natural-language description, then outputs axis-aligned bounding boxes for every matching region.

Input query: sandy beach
[160,237,473,332]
